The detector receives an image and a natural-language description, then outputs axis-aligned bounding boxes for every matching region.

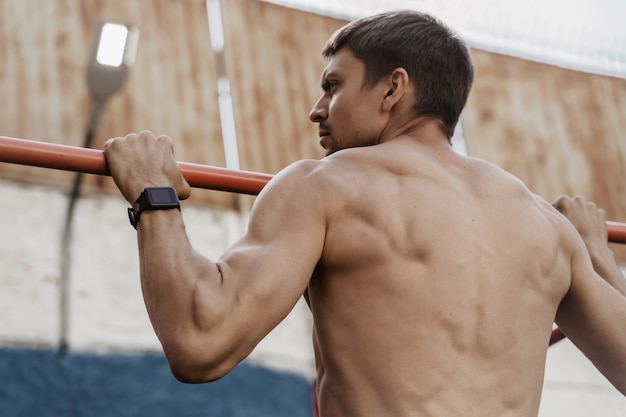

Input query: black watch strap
[128,187,180,230]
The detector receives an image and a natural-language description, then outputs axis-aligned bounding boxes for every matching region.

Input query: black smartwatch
[128,187,181,230]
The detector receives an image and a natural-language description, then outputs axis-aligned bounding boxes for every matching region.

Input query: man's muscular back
[307,137,572,417]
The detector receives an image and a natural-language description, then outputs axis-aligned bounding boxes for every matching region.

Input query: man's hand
[104,130,191,204]
[552,195,608,252]
[553,194,626,295]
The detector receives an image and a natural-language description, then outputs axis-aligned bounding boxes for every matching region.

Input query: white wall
[542,341,626,415]
[0,179,624,414]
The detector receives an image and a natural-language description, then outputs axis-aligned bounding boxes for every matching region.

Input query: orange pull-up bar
[1,135,626,243]
[0,135,272,196]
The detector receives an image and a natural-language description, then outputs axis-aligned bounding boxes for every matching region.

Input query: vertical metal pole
[58,101,104,354]
[206,0,250,222]
[206,0,241,171]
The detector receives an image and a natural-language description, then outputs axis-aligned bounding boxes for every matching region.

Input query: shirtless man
[103,10,626,417]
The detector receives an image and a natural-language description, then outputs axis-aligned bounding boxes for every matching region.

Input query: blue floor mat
[0,347,313,417]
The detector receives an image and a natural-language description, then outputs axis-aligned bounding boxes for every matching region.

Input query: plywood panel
[0,0,234,207]
[221,0,344,175]
[462,50,626,259]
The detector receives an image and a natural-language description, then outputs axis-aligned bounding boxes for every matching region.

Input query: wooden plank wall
[0,0,233,207]
[1,0,624,259]
[462,50,626,259]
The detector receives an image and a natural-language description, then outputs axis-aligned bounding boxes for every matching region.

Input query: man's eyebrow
[324,69,339,79]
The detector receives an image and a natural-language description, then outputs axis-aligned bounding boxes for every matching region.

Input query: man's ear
[382,68,409,111]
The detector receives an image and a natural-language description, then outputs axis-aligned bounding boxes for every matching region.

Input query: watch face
[145,187,179,207]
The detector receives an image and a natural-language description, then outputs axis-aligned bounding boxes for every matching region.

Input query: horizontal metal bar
[0,135,272,195]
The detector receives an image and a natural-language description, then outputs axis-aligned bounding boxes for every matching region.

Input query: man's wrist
[128,187,180,230]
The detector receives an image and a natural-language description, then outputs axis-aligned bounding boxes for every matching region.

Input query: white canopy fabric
[263,0,626,79]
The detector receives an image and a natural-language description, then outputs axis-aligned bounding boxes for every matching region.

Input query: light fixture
[86,20,139,103]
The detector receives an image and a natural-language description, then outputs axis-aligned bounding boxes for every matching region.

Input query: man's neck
[379,117,449,146]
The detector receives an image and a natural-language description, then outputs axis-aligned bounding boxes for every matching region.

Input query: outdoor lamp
[86,20,139,103]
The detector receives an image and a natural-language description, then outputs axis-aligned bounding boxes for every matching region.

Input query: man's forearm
[137,210,198,340]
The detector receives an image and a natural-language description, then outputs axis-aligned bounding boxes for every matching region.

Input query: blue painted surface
[0,347,313,417]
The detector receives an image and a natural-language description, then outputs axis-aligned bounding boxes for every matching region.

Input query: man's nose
[309,96,327,123]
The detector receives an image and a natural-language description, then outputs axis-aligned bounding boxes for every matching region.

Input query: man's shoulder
[279,156,360,183]
[269,157,366,209]
[264,158,338,199]
[277,158,329,184]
